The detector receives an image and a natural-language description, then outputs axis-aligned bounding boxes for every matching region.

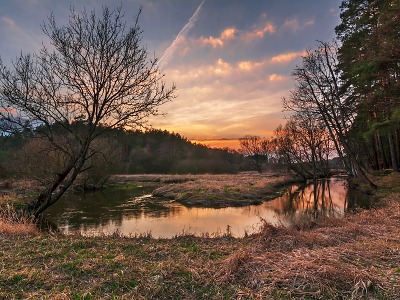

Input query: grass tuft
[0,202,37,235]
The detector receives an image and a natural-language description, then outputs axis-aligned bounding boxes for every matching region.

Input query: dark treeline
[0,127,244,181]
[117,129,242,174]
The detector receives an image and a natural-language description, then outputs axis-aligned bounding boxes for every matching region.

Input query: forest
[0,128,243,180]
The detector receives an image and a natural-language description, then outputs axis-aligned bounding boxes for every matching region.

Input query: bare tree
[283,41,375,188]
[239,135,272,173]
[0,6,175,216]
[273,112,333,180]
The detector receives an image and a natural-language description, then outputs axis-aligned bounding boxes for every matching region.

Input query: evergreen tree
[336,0,400,172]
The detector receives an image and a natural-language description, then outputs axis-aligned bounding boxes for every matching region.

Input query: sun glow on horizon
[190,139,242,150]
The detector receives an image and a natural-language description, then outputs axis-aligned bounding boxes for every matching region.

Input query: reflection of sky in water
[45,177,366,238]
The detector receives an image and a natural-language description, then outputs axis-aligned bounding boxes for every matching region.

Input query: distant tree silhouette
[239,135,272,173]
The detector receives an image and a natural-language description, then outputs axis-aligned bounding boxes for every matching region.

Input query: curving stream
[44,177,371,238]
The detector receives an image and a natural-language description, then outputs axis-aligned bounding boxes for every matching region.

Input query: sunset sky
[0,0,341,149]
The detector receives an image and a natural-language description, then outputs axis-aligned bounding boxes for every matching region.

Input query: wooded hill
[0,128,243,181]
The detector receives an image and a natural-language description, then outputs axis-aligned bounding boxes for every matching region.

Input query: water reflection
[267,178,346,227]
[45,177,370,238]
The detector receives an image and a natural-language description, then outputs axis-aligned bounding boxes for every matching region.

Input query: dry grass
[0,172,399,299]
[217,190,400,299]
[0,179,44,196]
[150,172,294,207]
[0,202,38,235]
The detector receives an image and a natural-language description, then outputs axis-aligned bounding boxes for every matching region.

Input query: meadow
[0,172,399,299]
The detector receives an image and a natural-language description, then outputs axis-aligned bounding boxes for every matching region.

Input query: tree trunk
[395,129,400,167]
[27,135,93,217]
[335,130,376,189]
[388,132,399,172]
[27,162,75,216]
[377,132,389,169]
[371,137,379,170]
[30,154,88,217]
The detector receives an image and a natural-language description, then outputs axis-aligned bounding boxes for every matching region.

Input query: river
[44,177,371,238]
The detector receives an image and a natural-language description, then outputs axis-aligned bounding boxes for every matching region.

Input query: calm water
[44,177,370,238]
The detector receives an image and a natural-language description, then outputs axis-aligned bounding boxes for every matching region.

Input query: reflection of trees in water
[45,178,373,234]
[45,187,183,231]
[275,179,345,223]
[345,182,373,212]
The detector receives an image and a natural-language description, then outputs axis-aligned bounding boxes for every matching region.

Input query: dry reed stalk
[218,248,250,283]
[0,203,37,235]
[220,195,400,299]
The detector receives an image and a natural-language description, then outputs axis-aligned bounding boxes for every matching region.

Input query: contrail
[158,1,205,68]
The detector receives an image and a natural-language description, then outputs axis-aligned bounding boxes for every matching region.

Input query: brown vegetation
[0,197,37,235]
[0,173,399,299]
[150,172,295,207]
[220,195,400,298]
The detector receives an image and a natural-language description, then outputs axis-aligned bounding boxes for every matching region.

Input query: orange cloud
[169,58,233,82]
[237,60,263,71]
[200,36,224,48]
[271,51,306,63]
[199,27,236,48]
[243,22,276,41]
[268,74,285,81]
[212,58,232,75]
[258,22,276,36]
[221,27,236,40]
[197,20,276,48]
[190,139,242,150]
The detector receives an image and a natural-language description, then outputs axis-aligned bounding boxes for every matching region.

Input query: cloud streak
[158,1,205,68]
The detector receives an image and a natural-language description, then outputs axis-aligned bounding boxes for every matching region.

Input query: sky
[0,0,342,149]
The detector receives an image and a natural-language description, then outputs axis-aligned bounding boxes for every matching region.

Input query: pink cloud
[243,22,276,41]
[271,51,306,63]
[196,20,276,48]
[268,74,285,81]
[283,18,315,32]
[237,60,263,71]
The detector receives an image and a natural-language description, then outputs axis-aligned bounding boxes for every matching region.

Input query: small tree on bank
[0,6,175,216]
[239,135,272,173]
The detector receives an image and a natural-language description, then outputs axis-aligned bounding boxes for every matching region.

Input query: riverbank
[0,172,399,299]
[0,172,296,208]
[111,172,297,207]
